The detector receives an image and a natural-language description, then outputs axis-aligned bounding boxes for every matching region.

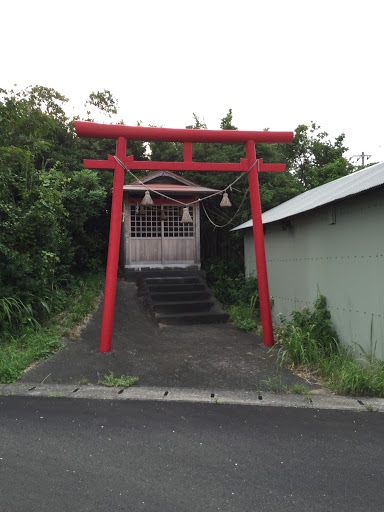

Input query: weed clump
[273,295,384,397]
[279,295,339,356]
[98,372,138,388]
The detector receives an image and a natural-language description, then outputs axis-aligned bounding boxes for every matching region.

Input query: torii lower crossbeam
[74,121,293,352]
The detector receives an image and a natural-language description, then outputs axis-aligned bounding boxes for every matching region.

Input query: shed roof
[232,161,384,231]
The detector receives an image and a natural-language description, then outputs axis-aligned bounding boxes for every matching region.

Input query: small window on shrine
[130,205,161,238]
[130,204,194,238]
[163,206,194,238]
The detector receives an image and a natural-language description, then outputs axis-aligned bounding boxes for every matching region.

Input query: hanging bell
[220,192,232,207]
[160,209,167,221]
[141,190,154,205]
[180,206,193,224]
[139,204,145,215]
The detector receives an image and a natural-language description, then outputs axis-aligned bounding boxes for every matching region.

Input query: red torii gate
[74,121,293,352]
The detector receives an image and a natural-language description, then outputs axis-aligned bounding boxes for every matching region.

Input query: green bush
[226,304,258,331]
[278,295,339,355]
[206,261,259,307]
[205,261,261,331]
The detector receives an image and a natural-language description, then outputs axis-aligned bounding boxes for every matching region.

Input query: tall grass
[320,349,384,396]
[0,271,104,383]
[0,329,64,383]
[0,297,39,329]
[273,297,384,397]
[226,304,258,331]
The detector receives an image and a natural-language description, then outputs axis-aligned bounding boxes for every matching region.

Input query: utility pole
[350,151,372,166]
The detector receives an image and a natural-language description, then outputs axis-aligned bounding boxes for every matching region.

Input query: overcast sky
[2,0,383,164]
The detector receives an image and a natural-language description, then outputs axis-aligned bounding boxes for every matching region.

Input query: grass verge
[227,293,384,397]
[319,350,384,396]
[272,296,384,397]
[0,272,105,383]
[274,336,384,397]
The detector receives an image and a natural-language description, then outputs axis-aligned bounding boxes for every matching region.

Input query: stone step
[126,268,204,283]
[151,299,214,314]
[155,310,229,325]
[135,271,228,326]
[145,276,201,286]
[150,290,211,302]
[148,283,206,293]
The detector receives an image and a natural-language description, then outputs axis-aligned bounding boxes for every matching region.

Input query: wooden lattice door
[127,204,197,266]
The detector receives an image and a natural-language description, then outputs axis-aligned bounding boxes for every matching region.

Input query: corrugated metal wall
[244,189,384,358]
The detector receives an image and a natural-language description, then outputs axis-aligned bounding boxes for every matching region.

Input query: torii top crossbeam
[75,121,292,144]
[74,121,293,353]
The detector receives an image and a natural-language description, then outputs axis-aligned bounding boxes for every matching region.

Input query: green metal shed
[232,162,384,358]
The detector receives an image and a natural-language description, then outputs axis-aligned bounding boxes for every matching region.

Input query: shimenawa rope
[113,155,258,228]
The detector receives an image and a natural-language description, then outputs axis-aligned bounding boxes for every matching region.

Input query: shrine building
[121,170,218,271]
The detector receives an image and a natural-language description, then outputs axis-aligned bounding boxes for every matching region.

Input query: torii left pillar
[99,137,126,352]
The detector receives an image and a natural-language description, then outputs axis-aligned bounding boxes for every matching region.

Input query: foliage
[0,86,117,334]
[288,383,310,394]
[262,376,283,393]
[85,89,118,117]
[321,350,384,397]
[283,122,355,190]
[278,295,339,355]
[205,261,259,305]
[226,304,258,331]
[0,328,64,383]
[0,272,104,383]
[0,297,39,329]
[53,271,105,335]
[273,296,384,396]
[98,371,139,388]
[275,325,332,368]
[205,261,262,331]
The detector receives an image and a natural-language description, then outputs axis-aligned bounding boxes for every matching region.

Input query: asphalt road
[1,397,383,512]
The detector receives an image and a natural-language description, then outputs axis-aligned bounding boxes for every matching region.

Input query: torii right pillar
[246,140,274,346]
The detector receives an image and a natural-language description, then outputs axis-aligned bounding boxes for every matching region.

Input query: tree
[85,89,118,118]
[0,86,109,321]
[283,122,354,190]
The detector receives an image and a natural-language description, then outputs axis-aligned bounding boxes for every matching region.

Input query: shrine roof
[124,170,219,195]
[129,170,198,186]
[123,183,219,195]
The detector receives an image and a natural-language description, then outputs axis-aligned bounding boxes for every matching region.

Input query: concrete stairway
[137,273,229,325]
